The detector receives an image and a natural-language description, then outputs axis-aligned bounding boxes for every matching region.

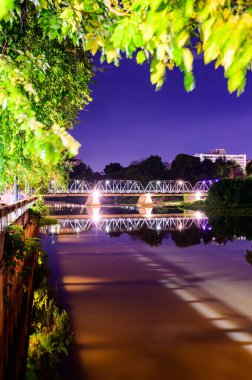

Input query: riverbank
[181,201,252,216]
[25,201,71,380]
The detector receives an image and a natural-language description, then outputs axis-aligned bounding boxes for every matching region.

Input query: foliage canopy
[1,0,252,189]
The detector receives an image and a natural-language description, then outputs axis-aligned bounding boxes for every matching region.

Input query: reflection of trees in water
[209,216,252,242]
[171,227,213,248]
[108,232,123,238]
[128,228,169,247]
[245,250,252,266]
[106,216,252,248]
[108,228,168,247]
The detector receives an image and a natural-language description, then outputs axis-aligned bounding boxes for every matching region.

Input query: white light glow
[178,223,183,231]
[92,190,100,203]
[145,207,153,218]
[146,193,152,204]
[195,191,202,201]
[194,211,203,219]
[92,207,100,221]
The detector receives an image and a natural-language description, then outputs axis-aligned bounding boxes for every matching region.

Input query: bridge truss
[48,180,93,194]
[146,180,193,193]
[94,180,144,193]
[51,217,210,233]
[48,179,216,195]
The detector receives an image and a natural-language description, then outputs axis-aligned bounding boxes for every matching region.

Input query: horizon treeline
[68,154,246,184]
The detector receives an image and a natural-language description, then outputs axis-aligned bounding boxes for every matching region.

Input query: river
[41,202,252,380]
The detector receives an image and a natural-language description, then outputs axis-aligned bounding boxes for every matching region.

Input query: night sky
[72,56,252,172]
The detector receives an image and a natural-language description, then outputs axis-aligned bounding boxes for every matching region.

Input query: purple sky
[72,57,252,172]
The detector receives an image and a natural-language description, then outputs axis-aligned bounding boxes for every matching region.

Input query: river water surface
[42,203,252,380]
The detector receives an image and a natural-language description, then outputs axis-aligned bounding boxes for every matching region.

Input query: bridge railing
[94,180,145,193]
[0,197,37,232]
[46,216,210,233]
[146,180,194,193]
[194,180,216,192]
[47,179,216,194]
[48,180,93,194]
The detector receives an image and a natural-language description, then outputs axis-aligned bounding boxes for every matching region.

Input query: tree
[123,155,166,182]
[68,159,94,181]
[141,155,166,181]
[207,178,252,206]
[246,161,252,176]
[2,0,249,94]
[124,163,143,181]
[1,0,252,188]
[168,154,202,183]
[200,159,217,180]
[214,158,243,178]
[103,162,124,179]
[168,154,244,182]
[0,1,92,190]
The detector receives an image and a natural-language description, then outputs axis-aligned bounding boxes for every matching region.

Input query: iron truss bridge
[47,217,210,234]
[48,179,215,194]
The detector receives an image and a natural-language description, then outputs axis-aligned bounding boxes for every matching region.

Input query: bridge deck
[49,213,196,220]
[45,193,201,197]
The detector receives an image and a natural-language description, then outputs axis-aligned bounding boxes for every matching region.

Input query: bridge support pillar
[86,207,101,220]
[137,193,153,207]
[184,193,199,203]
[85,192,101,207]
[184,192,205,203]
[184,194,196,203]
[138,206,153,218]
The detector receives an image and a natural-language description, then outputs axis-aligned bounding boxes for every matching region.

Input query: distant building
[194,149,247,171]
[210,148,227,155]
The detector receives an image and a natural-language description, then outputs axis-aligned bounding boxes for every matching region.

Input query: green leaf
[0,0,14,19]
[183,48,193,72]
[227,70,245,94]
[136,50,146,64]
[184,71,195,92]
[185,0,195,18]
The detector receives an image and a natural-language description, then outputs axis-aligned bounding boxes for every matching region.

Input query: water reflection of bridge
[46,215,209,234]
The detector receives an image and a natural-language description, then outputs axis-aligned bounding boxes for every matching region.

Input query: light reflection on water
[42,203,252,379]
[42,204,252,248]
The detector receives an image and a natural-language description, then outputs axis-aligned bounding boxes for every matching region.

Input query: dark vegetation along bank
[183,178,252,215]
[1,199,71,380]
[1,215,39,380]
[204,178,252,215]
[207,178,252,207]
[26,201,71,380]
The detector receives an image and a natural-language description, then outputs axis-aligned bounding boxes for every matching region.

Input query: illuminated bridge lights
[94,180,145,193]
[48,180,214,195]
[49,216,210,234]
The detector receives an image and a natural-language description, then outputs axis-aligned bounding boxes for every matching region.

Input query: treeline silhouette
[69,154,243,184]
[106,216,252,248]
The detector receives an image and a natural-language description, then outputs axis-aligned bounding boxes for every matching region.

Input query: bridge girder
[48,180,93,194]
[94,180,144,193]
[145,180,193,193]
[53,217,210,233]
[48,179,215,195]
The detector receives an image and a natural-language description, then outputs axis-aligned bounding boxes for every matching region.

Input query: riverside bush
[26,251,72,380]
[207,178,252,207]
[26,200,72,379]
